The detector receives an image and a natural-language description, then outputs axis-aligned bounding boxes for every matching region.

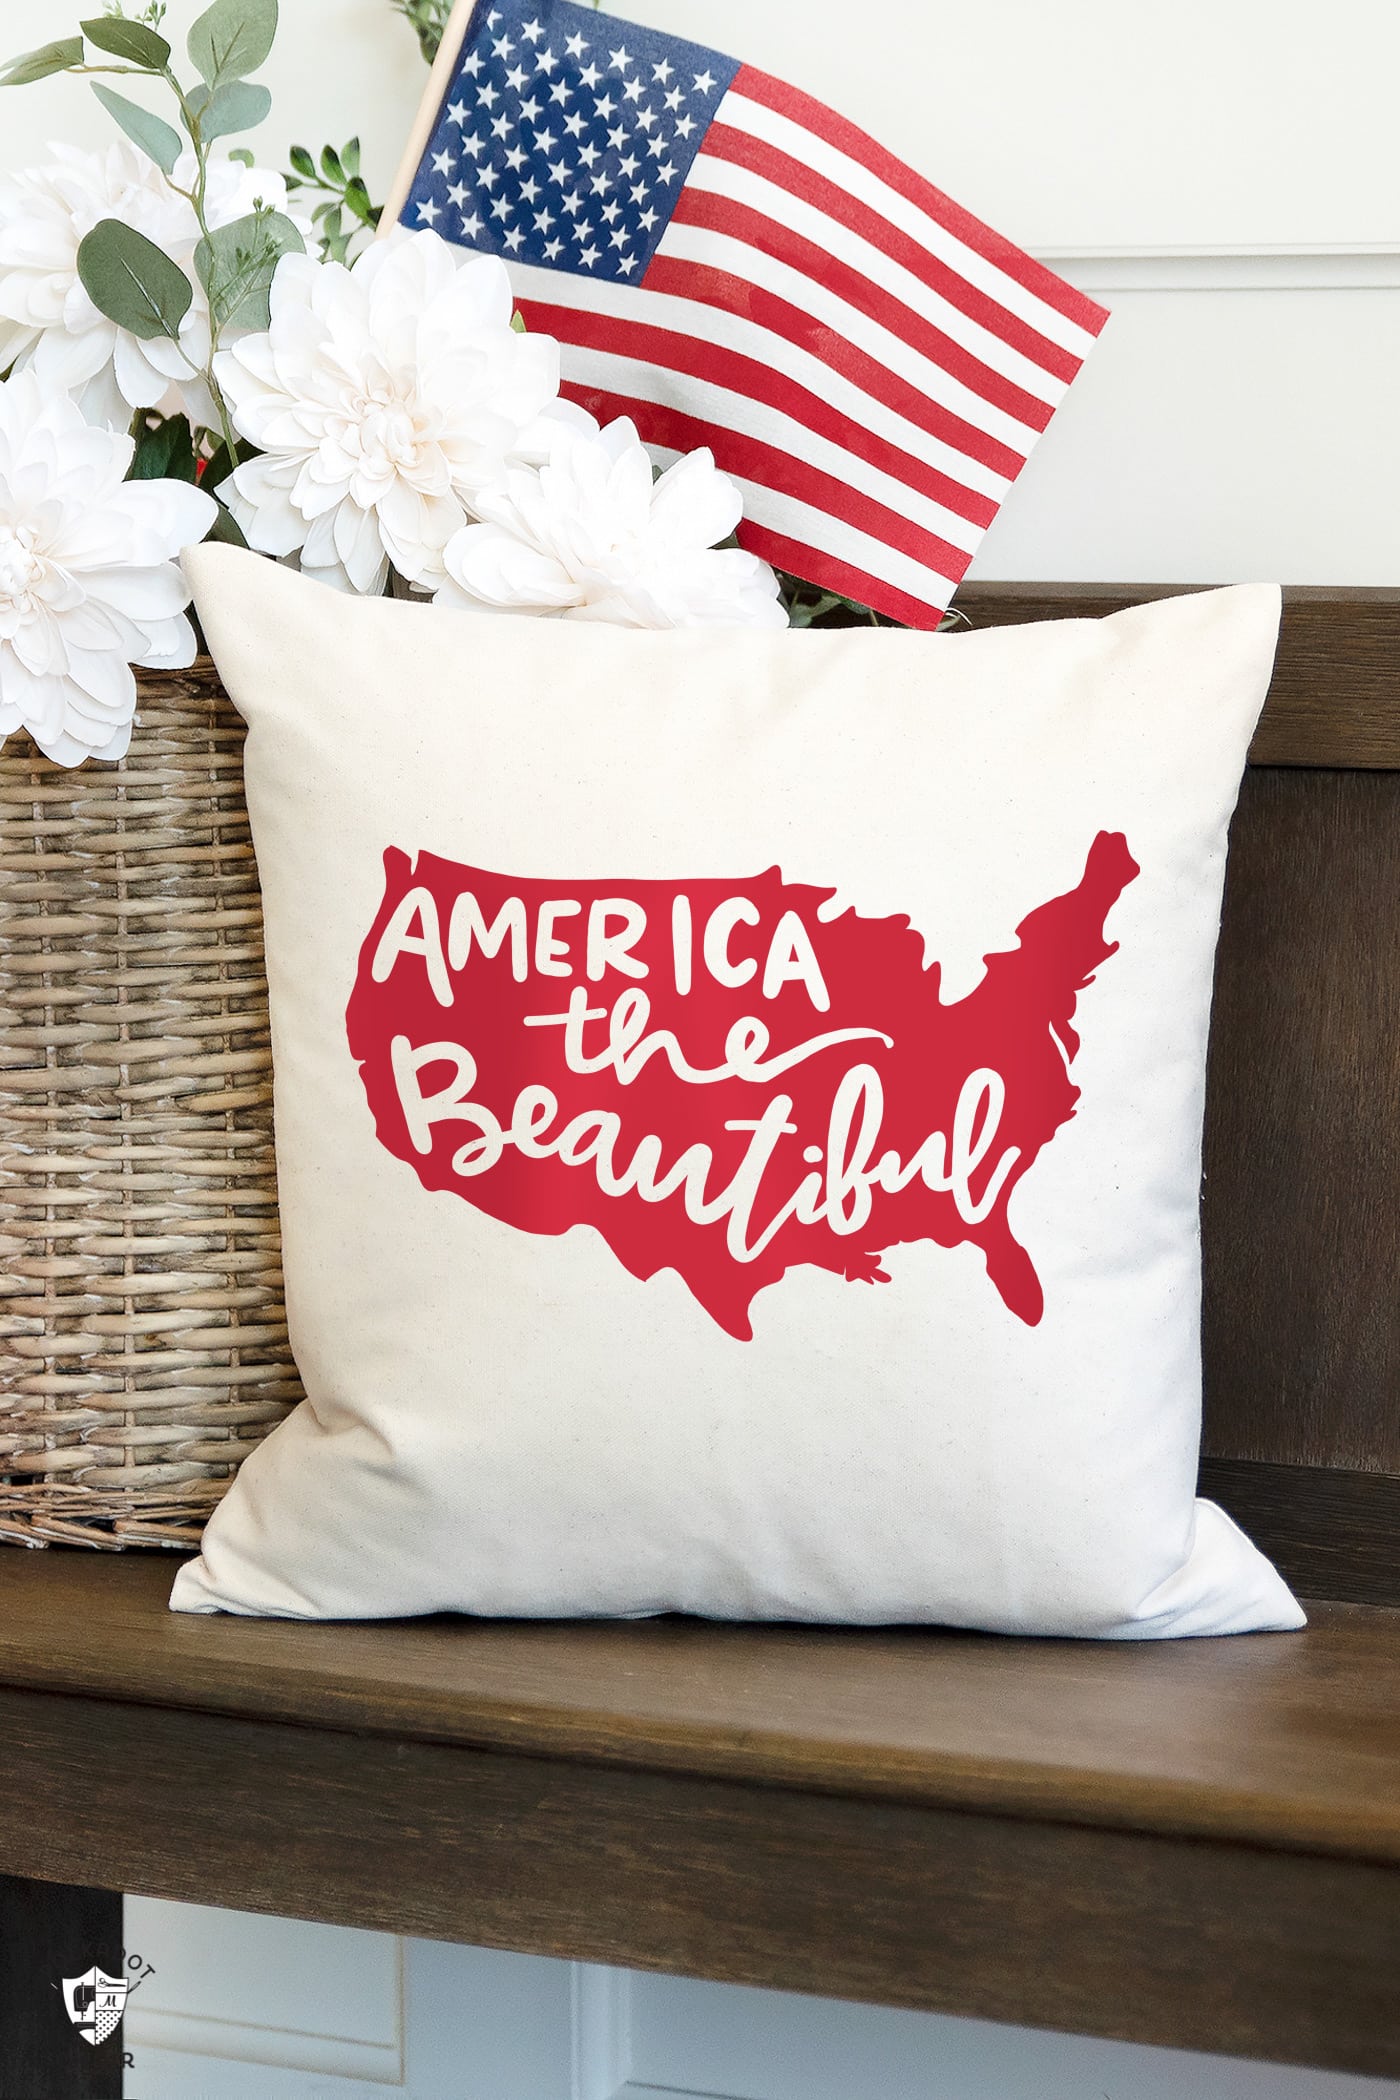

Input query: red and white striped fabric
[399,5,1109,626]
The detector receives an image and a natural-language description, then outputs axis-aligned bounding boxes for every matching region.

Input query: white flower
[0,141,307,432]
[216,232,561,595]
[0,371,216,767]
[435,413,787,629]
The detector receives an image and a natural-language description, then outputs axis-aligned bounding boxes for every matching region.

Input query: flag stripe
[517,294,999,529]
[568,384,965,618]
[737,522,948,629]
[667,185,1056,437]
[699,121,1081,394]
[511,261,1012,502]
[655,219,1044,456]
[729,75,1107,346]
[640,253,1025,483]
[555,364,975,576]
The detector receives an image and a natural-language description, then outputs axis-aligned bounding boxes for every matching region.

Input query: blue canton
[402,0,739,283]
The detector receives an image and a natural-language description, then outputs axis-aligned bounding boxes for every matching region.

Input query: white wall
[0,3,1394,2094]
[2,0,1396,581]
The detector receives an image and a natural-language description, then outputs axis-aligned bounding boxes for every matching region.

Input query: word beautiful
[346,844,1138,1338]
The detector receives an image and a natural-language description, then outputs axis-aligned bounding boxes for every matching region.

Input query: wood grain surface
[954,583,1400,769]
[0,1553,1396,1864]
[0,1875,122,2100]
[1202,767,1400,1473]
[1,1678,1397,2080]
[1199,1460,1400,1607]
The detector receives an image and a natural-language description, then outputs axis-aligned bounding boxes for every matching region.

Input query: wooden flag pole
[381,0,481,233]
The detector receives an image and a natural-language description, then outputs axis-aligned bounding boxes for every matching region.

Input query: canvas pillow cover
[172,546,1302,1637]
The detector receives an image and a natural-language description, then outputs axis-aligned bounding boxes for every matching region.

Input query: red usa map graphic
[346,835,1138,1340]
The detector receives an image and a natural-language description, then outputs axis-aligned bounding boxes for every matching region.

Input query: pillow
[172,546,1303,1637]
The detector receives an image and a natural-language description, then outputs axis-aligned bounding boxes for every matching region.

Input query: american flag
[395,0,1108,626]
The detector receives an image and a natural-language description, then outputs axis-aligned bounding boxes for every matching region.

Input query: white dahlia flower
[436,412,787,630]
[216,232,562,595]
[0,372,217,767]
[0,140,306,432]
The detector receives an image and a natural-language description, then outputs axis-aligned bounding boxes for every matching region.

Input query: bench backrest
[959,585,1400,1606]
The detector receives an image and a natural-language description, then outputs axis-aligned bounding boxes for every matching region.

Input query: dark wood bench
[2,583,1397,2099]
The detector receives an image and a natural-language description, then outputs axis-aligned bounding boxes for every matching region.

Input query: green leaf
[91,82,183,172]
[287,143,315,181]
[194,207,302,332]
[76,218,193,341]
[227,145,254,167]
[206,498,249,548]
[1,35,83,85]
[191,78,271,138]
[319,143,344,185]
[80,14,170,66]
[187,0,276,87]
[341,136,360,179]
[130,413,198,483]
[509,309,527,335]
[342,177,378,228]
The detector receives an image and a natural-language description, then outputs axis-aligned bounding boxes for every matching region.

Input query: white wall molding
[1041,243,1400,293]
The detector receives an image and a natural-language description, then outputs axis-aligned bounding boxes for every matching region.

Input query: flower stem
[161,64,240,468]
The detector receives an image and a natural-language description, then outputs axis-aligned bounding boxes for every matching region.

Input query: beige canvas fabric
[172,546,1301,1636]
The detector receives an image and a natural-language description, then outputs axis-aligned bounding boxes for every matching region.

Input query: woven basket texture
[0,661,302,1549]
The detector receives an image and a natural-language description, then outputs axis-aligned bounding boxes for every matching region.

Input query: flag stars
[547,156,570,182]
[579,61,601,88]
[447,99,468,122]
[518,95,541,120]
[447,179,470,206]
[674,113,695,138]
[506,63,527,89]
[635,105,657,129]
[491,112,512,138]
[617,253,638,275]
[534,45,557,72]
[490,195,513,220]
[543,235,563,259]
[460,130,484,156]
[504,141,526,166]
[415,196,441,224]
[619,152,639,177]
[462,50,483,75]
[520,175,541,201]
[622,76,643,102]
[591,169,613,194]
[491,34,514,59]
[504,226,525,250]
[477,81,499,107]
[521,16,542,39]
[564,110,586,135]
[551,79,574,104]
[601,198,621,222]
[652,58,673,82]
[607,124,627,150]
[664,86,683,110]
[477,163,500,188]
[578,140,600,167]
[646,133,667,157]
[564,31,586,56]
[693,69,716,93]
[460,210,483,238]
[579,243,601,266]
[533,206,555,232]
[656,159,678,182]
[638,206,658,230]
[432,147,453,175]
[593,91,616,119]
[606,44,630,68]
[609,225,630,249]
[532,125,557,152]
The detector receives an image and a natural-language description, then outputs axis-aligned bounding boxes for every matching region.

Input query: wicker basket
[0,662,302,1549]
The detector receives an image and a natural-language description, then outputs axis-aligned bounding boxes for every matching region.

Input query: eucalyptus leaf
[77,219,193,341]
[188,0,277,87]
[91,83,183,173]
[1,35,83,86]
[191,78,271,138]
[80,14,171,66]
[194,207,303,333]
[227,146,254,167]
